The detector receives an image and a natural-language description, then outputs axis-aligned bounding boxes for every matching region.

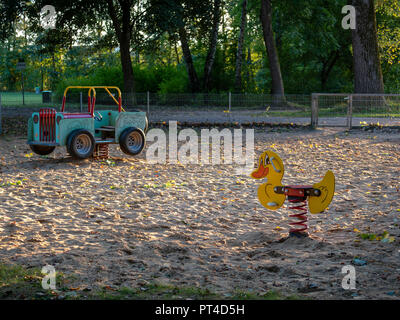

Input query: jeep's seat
[95,125,115,140]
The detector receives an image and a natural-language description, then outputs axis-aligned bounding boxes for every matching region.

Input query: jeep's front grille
[39,108,57,142]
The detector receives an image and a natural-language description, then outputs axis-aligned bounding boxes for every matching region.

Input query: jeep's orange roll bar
[61,86,125,115]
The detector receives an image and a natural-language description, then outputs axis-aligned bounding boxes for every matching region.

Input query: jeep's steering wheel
[94,111,103,122]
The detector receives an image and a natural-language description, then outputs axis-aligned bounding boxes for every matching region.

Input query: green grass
[0,263,301,300]
[90,284,299,300]
[92,284,221,300]
[0,264,67,300]
[249,110,311,118]
[0,92,91,109]
[0,102,123,112]
[1,94,399,119]
[268,110,400,118]
[242,106,400,119]
[1,92,399,116]
[0,92,44,105]
[352,113,400,118]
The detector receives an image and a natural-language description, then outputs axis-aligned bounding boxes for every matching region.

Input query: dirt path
[148,110,400,127]
[0,127,399,299]
[1,106,399,127]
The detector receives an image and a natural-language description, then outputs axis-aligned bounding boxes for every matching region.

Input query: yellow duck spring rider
[251,150,335,237]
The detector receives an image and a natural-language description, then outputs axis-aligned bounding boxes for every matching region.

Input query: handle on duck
[270,157,282,173]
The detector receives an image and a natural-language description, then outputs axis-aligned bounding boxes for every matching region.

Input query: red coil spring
[93,143,109,159]
[288,198,308,234]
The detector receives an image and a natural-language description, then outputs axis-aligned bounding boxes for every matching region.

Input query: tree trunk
[119,33,136,106]
[41,65,44,91]
[351,0,384,93]
[234,0,247,93]
[221,13,226,70]
[179,26,200,93]
[174,41,180,65]
[245,46,252,90]
[107,0,136,106]
[260,0,285,98]
[203,0,222,91]
[51,52,56,91]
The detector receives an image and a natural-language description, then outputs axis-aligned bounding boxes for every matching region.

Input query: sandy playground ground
[0,127,399,299]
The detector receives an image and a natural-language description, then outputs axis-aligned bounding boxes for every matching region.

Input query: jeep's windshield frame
[61,86,124,116]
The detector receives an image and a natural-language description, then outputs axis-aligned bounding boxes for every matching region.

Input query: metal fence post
[347,94,353,129]
[228,91,231,112]
[0,94,2,135]
[147,91,150,119]
[311,93,319,128]
[80,92,83,112]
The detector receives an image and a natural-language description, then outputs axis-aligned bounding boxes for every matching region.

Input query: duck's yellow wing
[308,170,335,214]
[257,181,285,211]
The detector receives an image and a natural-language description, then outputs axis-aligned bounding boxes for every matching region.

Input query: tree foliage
[0,0,398,94]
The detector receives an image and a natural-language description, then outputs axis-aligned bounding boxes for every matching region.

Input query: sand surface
[0,127,399,299]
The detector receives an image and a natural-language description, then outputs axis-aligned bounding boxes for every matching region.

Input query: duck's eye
[264,156,270,166]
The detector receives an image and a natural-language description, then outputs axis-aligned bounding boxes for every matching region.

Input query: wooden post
[311,93,319,128]
[347,94,353,129]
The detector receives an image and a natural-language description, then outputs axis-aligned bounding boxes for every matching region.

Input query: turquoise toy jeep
[27,86,148,159]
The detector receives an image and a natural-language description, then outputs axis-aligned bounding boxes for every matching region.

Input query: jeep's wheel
[144,116,149,133]
[30,145,56,156]
[67,129,95,159]
[119,127,146,156]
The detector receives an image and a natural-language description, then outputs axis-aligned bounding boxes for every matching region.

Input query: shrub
[55,64,189,96]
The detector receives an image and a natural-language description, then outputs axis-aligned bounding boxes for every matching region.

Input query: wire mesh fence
[0,91,399,134]
[139,93,311,111]
[0,91,314,126]
[352,94,400,116]
[313,93,400,127]
[141,93,312,125]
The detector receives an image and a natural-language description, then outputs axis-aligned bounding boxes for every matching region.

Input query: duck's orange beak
[251,163,269,179]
